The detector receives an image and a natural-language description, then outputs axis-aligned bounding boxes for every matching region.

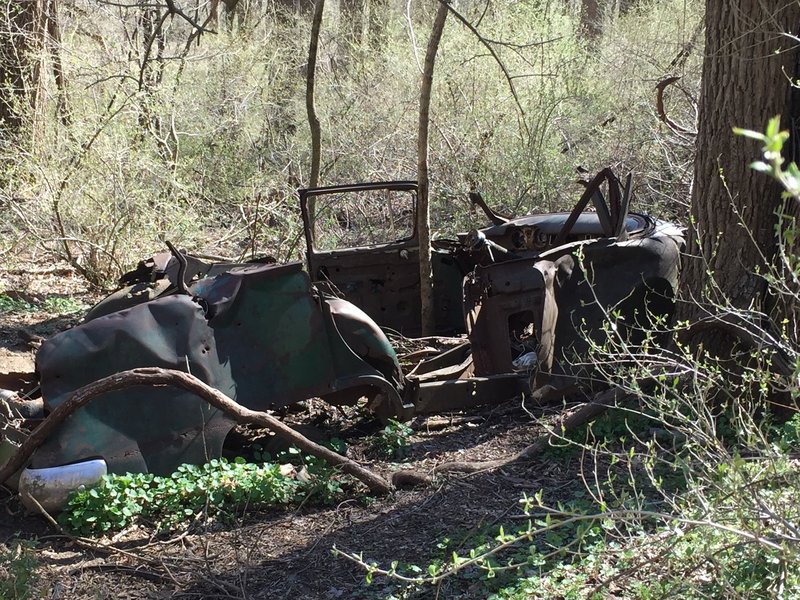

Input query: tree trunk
[46,0,69,126]
[0,0,46,136]
[677,1,800,355]
[417,2,448,336]
[579,0,601,40]
[305,0,324,236]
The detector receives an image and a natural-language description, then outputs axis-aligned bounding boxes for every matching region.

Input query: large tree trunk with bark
[677,0,800,356]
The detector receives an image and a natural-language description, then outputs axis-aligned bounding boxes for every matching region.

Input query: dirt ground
[0,261,586,600]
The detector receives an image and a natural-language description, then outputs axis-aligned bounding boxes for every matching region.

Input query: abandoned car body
[5,170,684,510]
[300,174,683,393]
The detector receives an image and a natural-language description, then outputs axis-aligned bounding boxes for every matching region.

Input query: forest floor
[0,260,589,600]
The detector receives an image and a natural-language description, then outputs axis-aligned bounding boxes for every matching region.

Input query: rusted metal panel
[35,295,233,475]
[410,374,528,415]
[464,260,550,377]
[464,223,683,399]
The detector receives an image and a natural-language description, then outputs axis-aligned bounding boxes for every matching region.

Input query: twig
[163,0,216,34]
[26,493,156,563]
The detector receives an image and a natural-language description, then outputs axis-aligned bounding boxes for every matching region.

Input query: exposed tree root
[0,367,393,495]
[434,386,631,474]
[390,469,432,488]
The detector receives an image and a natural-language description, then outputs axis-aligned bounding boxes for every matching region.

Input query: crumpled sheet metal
[465,224,683,398]
[35,295,232,475]
[34,262,401,475]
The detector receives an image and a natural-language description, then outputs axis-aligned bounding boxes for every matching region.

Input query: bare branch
[436,0,531,137]
[163,0,216,33]
[655,76,696,136]
[95,0,216,34]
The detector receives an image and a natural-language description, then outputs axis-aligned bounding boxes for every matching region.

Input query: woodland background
[0,0,701,283]
[7,1,800,599]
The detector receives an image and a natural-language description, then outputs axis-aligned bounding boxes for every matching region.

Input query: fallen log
[0,367,392,495]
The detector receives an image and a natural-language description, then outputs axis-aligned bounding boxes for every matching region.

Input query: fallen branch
[0,367,392,495]
[434,386,631,474]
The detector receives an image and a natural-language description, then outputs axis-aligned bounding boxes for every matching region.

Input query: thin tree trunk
[416,2,448,336]
[29,0,48,141]
[0,1,46,136]
[305,0,324,235]
[46,0,69,125]
[579,0,601,40]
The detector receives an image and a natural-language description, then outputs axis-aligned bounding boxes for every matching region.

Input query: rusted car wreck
[2,169,684,509]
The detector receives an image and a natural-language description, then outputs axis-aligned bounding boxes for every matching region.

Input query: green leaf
[750,161,772,173]
[766,115,782,139]
[733,127,766,141]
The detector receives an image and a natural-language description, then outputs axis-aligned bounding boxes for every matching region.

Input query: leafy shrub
[369,419,414,460]
[0,293,84,315]
[59,455,343,535]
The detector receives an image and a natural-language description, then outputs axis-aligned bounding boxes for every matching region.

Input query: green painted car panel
[33,262,402,475]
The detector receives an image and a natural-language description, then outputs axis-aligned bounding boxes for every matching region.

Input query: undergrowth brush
[0,0,701,284]
[0,541,39,600]
[336,121,800,598]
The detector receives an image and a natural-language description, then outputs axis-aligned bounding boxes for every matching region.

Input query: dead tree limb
[0,367,392,495]
[655,76,696,136]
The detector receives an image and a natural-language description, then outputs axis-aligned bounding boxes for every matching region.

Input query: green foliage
[0,293,84,315]
[0,541,39,600]
[59,455,343,535]
[369,419,414,460]
[340,123,800,598]
[40,296,85,315]
[735,116,800,200]
[272,445,345,503]
[778,412,800,448]
[0,294,33,314]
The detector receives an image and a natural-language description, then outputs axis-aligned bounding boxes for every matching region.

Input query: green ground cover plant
[0,541,39,600]
[60,453,345,535]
